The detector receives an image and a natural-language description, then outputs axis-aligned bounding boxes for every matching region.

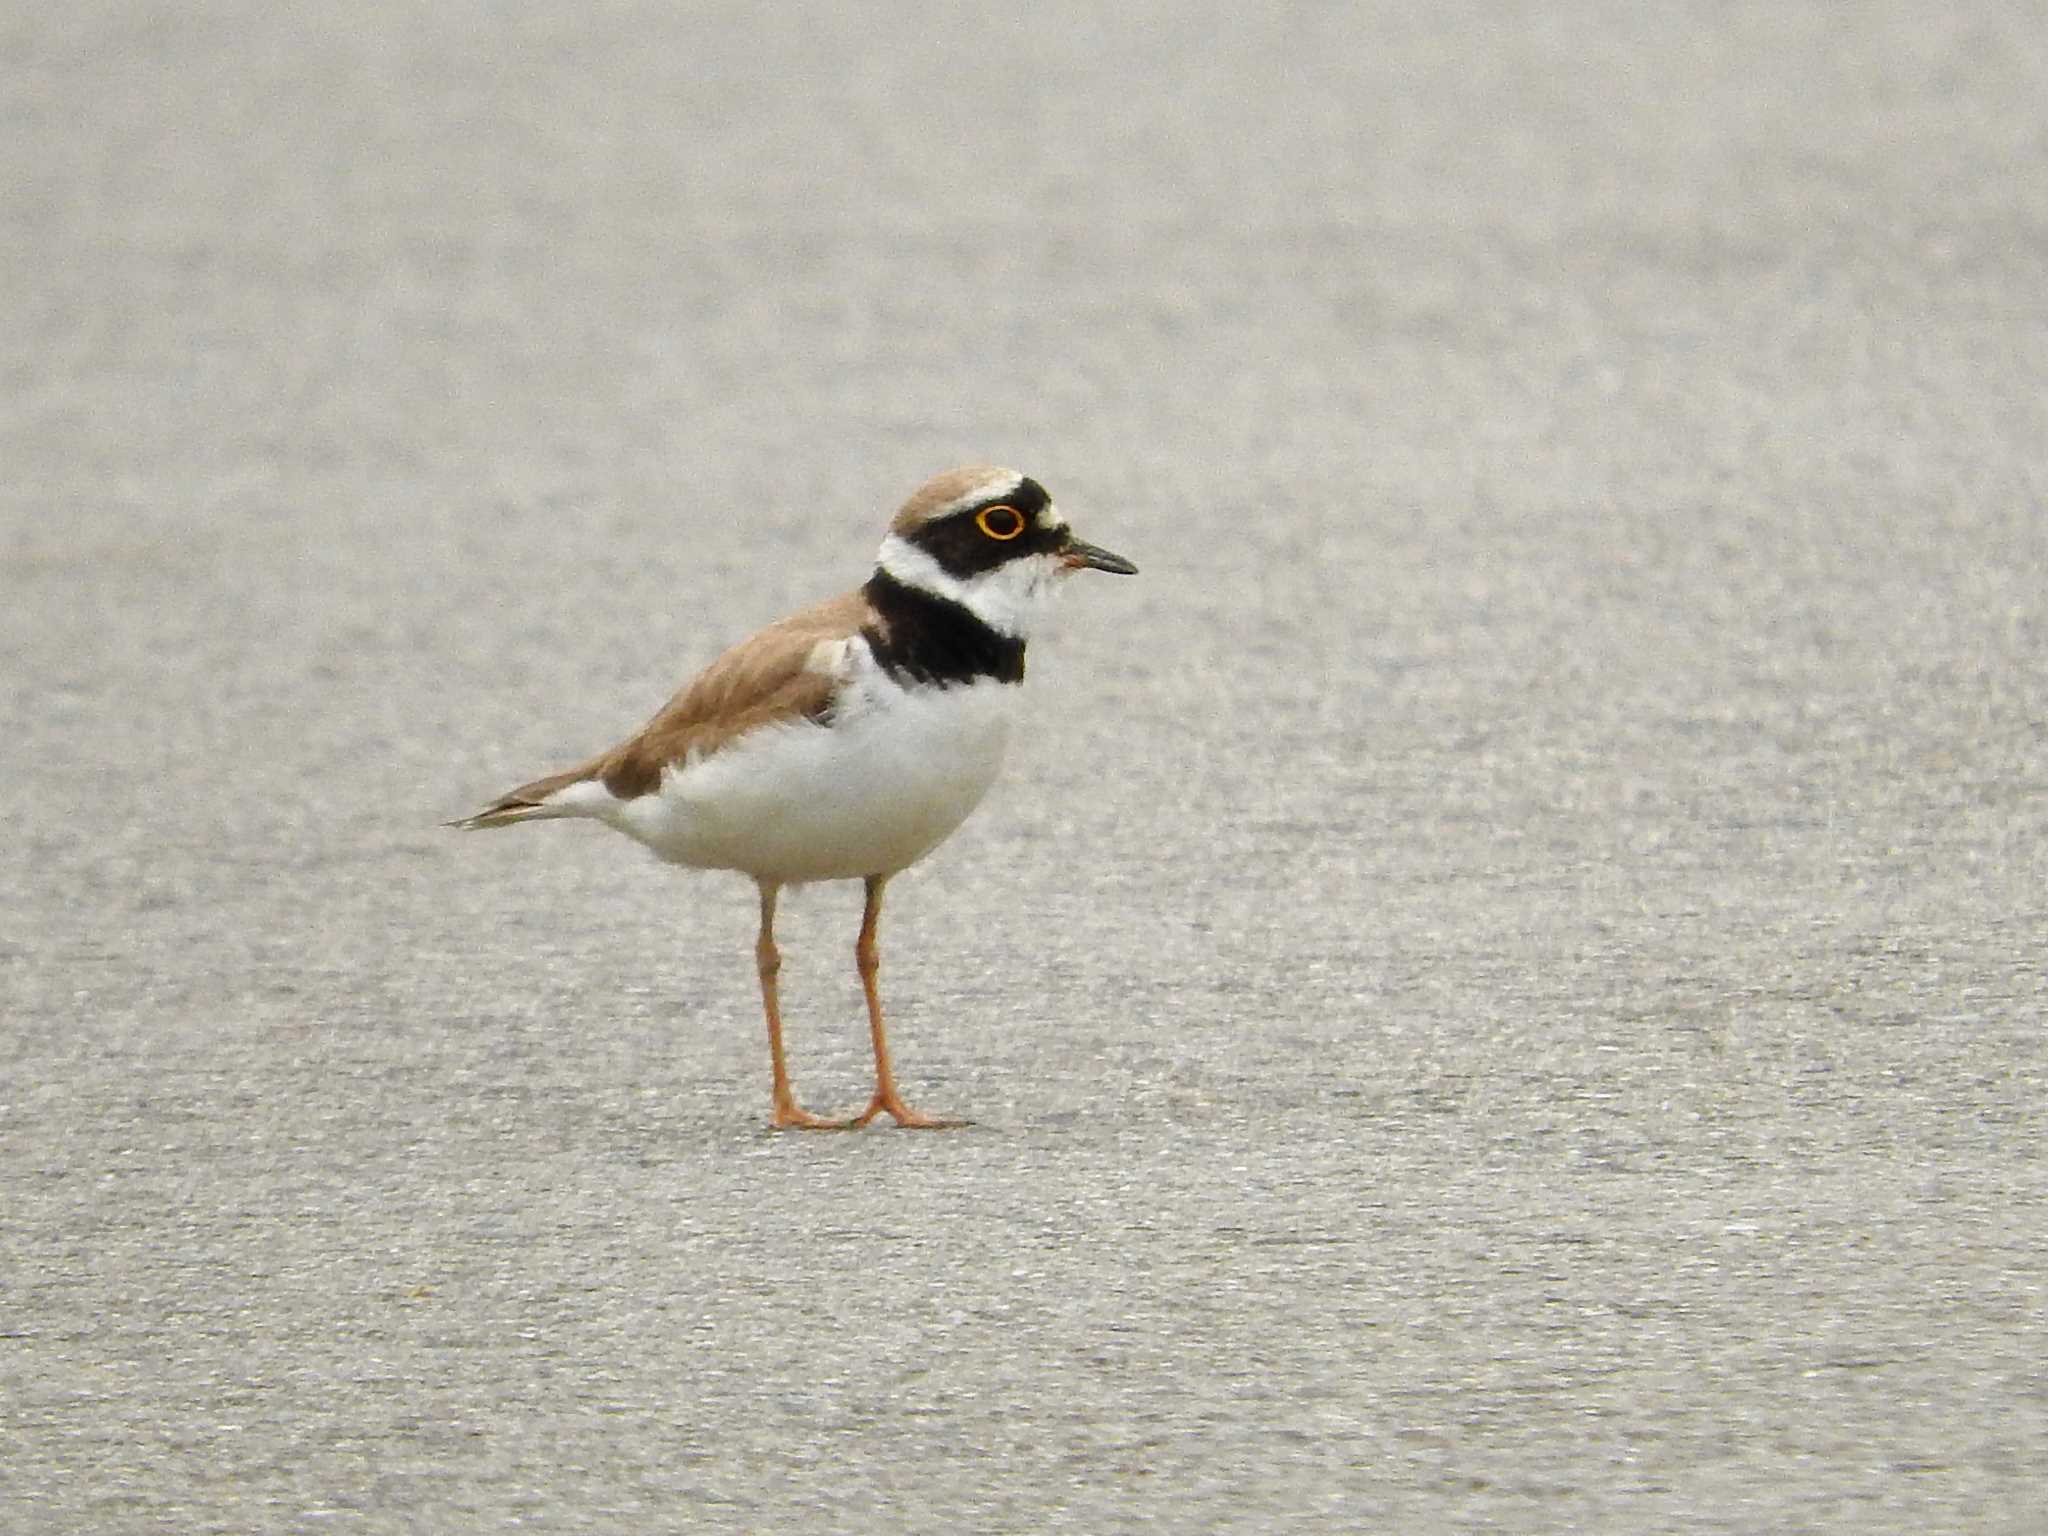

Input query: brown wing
[451,761,605,826]
[591,589,872,799]
[451,590,874,827]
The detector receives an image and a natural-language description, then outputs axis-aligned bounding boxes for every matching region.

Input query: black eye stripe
[970,477,1047,519]
[903,477,1060,577]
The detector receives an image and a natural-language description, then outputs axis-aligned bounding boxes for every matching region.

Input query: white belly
[615,677,1017,882]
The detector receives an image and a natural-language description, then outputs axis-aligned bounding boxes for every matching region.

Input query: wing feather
[594,590,870,798]
[451,589,874,825]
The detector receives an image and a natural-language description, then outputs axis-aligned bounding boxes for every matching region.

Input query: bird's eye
[975,505,1027,541]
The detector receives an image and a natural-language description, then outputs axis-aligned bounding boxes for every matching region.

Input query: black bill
[1062,538,1138,575]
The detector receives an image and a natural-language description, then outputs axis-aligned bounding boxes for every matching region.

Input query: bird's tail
[447,763,603,830]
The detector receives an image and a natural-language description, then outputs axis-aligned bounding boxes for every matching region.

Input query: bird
[451,466,1137,1129]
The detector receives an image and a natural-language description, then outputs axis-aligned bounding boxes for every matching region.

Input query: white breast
[613,652,1018,883]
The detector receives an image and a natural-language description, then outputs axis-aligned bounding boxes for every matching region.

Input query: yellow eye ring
[976,504,1027,541]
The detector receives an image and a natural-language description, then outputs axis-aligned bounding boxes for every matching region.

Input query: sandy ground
[4,4,2046,1530]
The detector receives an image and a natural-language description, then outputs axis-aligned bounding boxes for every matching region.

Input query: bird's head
[875,466,1137,638]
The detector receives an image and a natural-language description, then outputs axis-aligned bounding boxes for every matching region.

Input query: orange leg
[754,880,845,1130]
[849,875,967,1129]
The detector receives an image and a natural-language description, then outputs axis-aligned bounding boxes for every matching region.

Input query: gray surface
[4,3,2046,1531]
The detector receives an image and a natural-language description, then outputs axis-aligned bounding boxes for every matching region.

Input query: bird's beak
[1060,537,1138,575]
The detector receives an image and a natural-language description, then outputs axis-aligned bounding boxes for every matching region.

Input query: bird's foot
[770,1101,852,1131]
[849,1091,970,1130]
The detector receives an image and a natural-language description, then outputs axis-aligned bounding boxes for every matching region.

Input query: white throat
[875,533,1065,640]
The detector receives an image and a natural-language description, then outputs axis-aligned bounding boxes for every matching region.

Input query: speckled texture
[4,3,2045,1531]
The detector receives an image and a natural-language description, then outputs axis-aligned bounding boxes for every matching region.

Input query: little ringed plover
[452,465,1136,1129]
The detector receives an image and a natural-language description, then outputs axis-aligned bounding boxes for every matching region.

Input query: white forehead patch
[1035,501,1065,531]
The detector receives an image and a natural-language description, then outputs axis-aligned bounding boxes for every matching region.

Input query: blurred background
[4,3,2045,1530]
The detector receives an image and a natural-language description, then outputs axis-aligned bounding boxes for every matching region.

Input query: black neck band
[862,568,1026,686]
